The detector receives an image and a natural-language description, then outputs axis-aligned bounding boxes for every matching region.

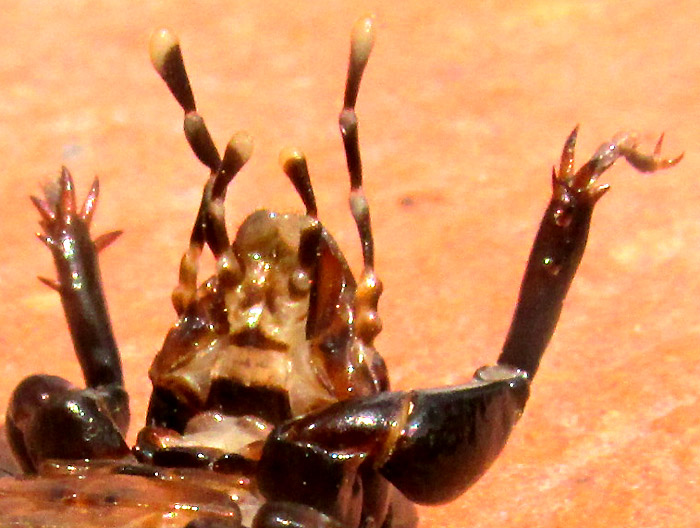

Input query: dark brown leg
[256,130,681,518]
[257,365,528,513]
[498,129,682,377]
[6,168,129,472]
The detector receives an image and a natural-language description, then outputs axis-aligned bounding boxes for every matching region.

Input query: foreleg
[498,129,681,377]
[6,169,129,472]
[255,130,682,520]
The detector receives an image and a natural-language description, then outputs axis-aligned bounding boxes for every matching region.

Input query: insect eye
[289,269,311,296]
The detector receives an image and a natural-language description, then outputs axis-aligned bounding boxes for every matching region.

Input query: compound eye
[289,268,311,297]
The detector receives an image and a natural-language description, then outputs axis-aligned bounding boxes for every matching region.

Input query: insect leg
[6,374,130,473]
[257,365,528,514]
[6,168,130,472]
[498,129,682,378]
[257,130,682,512]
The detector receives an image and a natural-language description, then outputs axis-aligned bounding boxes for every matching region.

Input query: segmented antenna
[150,28,250,313]
[340,16,376,270]
[340,16,383,346]
[208,132,255,255]
[150,29,221,171]
[279,147,318,218]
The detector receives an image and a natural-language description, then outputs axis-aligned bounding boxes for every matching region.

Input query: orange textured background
[0,1,698,526]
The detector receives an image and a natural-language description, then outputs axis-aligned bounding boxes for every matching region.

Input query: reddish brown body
[0,16,681,528]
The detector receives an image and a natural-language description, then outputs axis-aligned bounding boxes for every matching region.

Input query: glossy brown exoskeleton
[0,16,682,528]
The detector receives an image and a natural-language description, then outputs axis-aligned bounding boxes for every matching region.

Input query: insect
[0,15,682,528]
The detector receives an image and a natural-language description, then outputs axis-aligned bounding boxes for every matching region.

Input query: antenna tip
[351,15,376,67]
[279,146,306,172]
[224,131,255,167]
[149,28,179,76]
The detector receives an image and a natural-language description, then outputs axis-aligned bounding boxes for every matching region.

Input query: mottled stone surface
[0,1,697,526]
